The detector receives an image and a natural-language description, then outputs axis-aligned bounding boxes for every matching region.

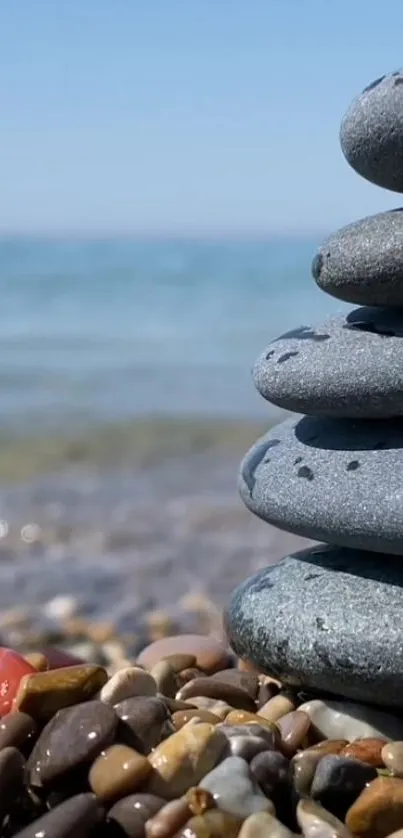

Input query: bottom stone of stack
[224,544,403,709]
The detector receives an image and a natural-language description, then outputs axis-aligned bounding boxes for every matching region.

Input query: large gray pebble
[200,756,274,818]
[340,71,403,192]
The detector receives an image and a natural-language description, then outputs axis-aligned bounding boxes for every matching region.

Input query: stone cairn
[225,70,403,711]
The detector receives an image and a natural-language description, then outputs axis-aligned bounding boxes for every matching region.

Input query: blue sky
[2,1,403,235]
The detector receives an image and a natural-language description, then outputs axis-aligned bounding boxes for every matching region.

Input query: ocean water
[0,236,349,436]
[0,235,345,625]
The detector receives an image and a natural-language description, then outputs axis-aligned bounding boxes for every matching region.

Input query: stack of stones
[225,70,403,710]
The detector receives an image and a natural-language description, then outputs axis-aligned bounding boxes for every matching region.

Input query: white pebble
[99,666,157,704]
[299,698,403,742]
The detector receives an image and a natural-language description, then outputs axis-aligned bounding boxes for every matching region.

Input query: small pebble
[311,755,377,820]
[99,666,157,704]
[160,653,197,672]
[186,786,215,815]
[115,696,174,753]
[382,742,403,777]
[146,797,192,838]
[147,722,227,798]
[297,798,353,838]
[13,792,104,838]
[226,733,272,762]
[24,652,49,671]
[27,700,118,787]
[0,710,36,751]
[210,669,260,699]
[0,647,37,717]
[250,750,290,797]
[259,694,296,723]
[189,697,233,719]
[293,750,322,797]
[277,710,311,757]
[13,663,108,721]
[238,811,295,838]
[341,738,387,768]
[174,809,243,837]
[89,743,152,802]
[137,635,231,675]
[200,755,275,818]
[176,677,256,712]
[151,661,178,698]
[346,776,403,838]
[0,747,25,818]
[225,710,281,740]
[299,700,403,742]
[172,709,221,729]
[108,793,165,837]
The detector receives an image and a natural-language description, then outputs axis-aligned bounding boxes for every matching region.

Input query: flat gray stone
[312,210,403,307]
[224,545,403,707]
[254,307,403,418]
[239,415,403,553]
[340,70,403,192]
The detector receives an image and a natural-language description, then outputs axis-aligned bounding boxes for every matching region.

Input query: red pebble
[0,648,36,716]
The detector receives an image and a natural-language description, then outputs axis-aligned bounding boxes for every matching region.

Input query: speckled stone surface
[312,210,403,307]
[340,70,403,192]
[239,415,403,554]
[224,544,403,707]
[254,307,403,418]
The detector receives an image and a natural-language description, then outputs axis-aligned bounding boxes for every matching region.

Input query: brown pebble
[161,696,197,713]
[151,661,179,698]
[13,664,108,721]
[108,793,165,837]
[146,797,192,838]
[188,697,232,719]
[161,654,197,673]
[89,743,152,802]
[346,776,403,838]
[147,723,227,798]
[239,811,295,838]
[137,635,231,675]
[176,677,256,712]
[292,750,321,796]
[176,668,205,688]
[225,709,281,738]
[172,710,221,729]
[382,742,403,777]
[306,738,349,756]
[115,696,174,754]
[186,787,215,816]
[24,652,49,671]
[0,711,37,751]
[258,694,296,723]
[174,809,243,837]
[210,669,260,699]
[298,798,352,838]
[341,738,387,768]
[276,710,311,757]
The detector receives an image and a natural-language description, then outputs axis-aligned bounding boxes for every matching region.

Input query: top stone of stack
[340,70,403,192]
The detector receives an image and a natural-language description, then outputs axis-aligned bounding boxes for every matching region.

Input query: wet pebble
[299,700,403,742]
[176,676,256,712]
[107,793,165,837]
[0,746,25,818]
[276,710,311,756]
[346,776,403,838]
[89,743,152,802]
[147,722,227,798]
[99,666,157,704]
[13,792,104,838]
[250,750,290,797]
[238,811,295,838]
[297,798,353,838]
[311,755,377,820]
[27,700,118,787]
[172,709,221,729]
[341,738,387,768]
[115,696,174,753]
[174,809,243,838]
[151,661,178,698]
[225,733,272,761]
[13,663,108,721]
[189,697,232,719]
[258,694,297,723]
[210,669,260,699]
[0,710,36,751]
[145,797,192,838]
[382,741,403,777]
[200,755,275,818]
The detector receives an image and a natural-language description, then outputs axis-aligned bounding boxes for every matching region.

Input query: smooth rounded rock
[176,677,256,712]
[250,750,290,797]
[107,793,165,837]
[238,415,403,554]
[172,709,221,729]
[382,741,403,777]
[311,755,377,819]
[340,72,403,192]
[312,210,403,307]
[254,307,403,418]
[13,792,104,838]
[341,738,387,768]
[300,700,403,742]
[200,755,274,818]
[0,747,25,818]
[297,798,353,838]
[276,710,310,757]
[89,743,152,802]
[13,664,108,721]
[346,776,403,838]
[258,694,297,723]
[27,700,118,787]
[115,696,174,754]
[147,722,227,798]
[239,811,295,838]
[225,545,403,707]
[99,667,157,704]
[0,648,36,717]
[0,711,36,751]
[137,635,231,675]
[210,669,260,699]
[146,797,192,838]
[174,809,243,838]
